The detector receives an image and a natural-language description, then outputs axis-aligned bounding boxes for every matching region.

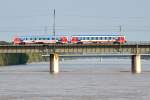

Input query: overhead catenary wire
[0,12,150,33]
[0,26,150,33]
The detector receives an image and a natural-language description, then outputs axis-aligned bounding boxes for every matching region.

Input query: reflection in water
[0,58,150,100]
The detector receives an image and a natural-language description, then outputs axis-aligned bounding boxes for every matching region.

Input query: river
[0,58,150,100]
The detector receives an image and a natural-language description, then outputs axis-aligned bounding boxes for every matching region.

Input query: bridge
[0,43,150,74]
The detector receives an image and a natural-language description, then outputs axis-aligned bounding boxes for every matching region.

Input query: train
[13,34,127,45]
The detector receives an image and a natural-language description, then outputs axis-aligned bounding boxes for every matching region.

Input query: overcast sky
[0,0,150,41]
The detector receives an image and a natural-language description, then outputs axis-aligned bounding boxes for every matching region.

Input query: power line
[0,25,150,33]
[1,13,150,20]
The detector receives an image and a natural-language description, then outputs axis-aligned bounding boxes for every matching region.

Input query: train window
[30,38,32,40]
[77,37,80,40]
[87,37,89,40]
[105,37,107,40]
[34,38,37,40]
[78,37,81,40]
[80,37,82,40]
[56,37,60,40]
[98,37,102,40]
[47,38,50,40]
[52,37,55,40]
[96,37,98,40]
[91,37,94,40]
[26,38,28,40]
[115,37,118,40]
[112,37,116,40]
[82,37,85,40]
[109,37,112,40]
[39,38,41,40]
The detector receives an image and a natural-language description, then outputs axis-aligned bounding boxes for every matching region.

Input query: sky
[0,0,150,41]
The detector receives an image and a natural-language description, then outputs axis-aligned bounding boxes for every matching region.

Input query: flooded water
[0,58,150,100]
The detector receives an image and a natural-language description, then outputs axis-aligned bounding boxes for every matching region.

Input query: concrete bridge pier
[131,54,141,74]
[50,53,59,74]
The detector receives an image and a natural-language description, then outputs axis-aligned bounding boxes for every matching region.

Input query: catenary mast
[53,9,56,39]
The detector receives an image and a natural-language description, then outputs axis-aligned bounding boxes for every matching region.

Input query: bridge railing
[126,41,150,45]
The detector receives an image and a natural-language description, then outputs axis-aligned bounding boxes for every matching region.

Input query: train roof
[17,35,68,38]
[19,35,51,37]
[15,33,125,37]
[71,34,125,36]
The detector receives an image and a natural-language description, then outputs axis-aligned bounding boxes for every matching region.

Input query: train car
[13,35,68,45]
[71,35,126,44]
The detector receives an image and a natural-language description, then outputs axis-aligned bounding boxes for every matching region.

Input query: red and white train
[13,34,127,45]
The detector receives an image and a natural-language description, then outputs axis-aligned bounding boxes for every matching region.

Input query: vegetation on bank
[0,53,48,66]
[0,53,28,66]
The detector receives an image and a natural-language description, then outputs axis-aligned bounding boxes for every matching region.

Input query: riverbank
[0,53,48,66]
[0,53,28,66]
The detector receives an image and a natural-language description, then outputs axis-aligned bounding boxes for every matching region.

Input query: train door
[116,36,126,44]
[71,37,78,43]
[61,36,68,43]
[13,37,23,45]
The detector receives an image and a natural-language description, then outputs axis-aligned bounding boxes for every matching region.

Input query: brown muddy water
[0,58,150,100]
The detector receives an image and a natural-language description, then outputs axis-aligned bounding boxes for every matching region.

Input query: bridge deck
[0,44,150,55]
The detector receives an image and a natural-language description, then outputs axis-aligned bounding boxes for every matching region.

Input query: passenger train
[13,34,127,45]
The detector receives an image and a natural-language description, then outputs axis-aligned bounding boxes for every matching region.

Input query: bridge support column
[131,54,141,74]
[50,53,59,74]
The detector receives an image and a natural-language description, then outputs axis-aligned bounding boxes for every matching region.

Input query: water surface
[0,58,150,100]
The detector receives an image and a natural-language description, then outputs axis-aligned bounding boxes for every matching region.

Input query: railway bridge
[0,43,150,74]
